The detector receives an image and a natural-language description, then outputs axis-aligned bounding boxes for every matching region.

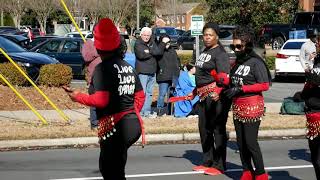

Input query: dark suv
[152,27,179,49]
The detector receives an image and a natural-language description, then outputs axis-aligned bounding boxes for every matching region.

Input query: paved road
[0,139,315,180]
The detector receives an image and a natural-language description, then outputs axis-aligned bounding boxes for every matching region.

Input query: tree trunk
[130,27,134,36]
[12,15,21,28]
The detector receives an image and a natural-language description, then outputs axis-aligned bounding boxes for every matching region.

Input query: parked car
[0,26,22,35]
[0,36,59,80]
[0,34,29,49]
[65,32,93,39]
[176,29,186,36]
[259,12,320,50]
[274,39,309,79]
[27,35,58,49]
[177,30,194,50]
[152,27,179,48]
[31,37,85,78]
[179,25,236,50]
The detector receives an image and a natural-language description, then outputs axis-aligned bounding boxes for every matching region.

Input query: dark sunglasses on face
[230,44,244,51]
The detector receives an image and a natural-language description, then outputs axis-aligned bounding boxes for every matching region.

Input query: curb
[0,129,306,149]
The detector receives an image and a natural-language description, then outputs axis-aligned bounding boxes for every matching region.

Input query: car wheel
[272,37,284,50]
[178,44,183,50]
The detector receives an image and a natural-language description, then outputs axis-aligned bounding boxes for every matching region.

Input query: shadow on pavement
[288,149,311,163]
[269,171,300,180]
[163,150,203,165]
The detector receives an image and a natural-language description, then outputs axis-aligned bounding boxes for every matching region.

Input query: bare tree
[3,0,28,28]
[86,0,104,28]
[102,0,136,27]
[27,0,56,33]
[63,0,88,29]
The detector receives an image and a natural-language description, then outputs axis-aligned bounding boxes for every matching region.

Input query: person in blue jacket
[174,63,199,117]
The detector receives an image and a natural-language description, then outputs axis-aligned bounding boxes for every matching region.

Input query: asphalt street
[0,139,315,180]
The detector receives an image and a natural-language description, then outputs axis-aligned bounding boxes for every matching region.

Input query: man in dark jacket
[134,27,166,118]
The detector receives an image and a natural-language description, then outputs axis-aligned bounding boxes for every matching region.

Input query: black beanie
[202,22,220,35]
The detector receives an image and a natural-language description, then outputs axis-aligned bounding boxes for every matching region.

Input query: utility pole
[1,9,3,26]
[137,0,140,31]
[173,0,176,27]
[154,0,156,26]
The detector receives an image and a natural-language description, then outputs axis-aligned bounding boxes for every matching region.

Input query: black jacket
[156,47,180,82]
[134,38,165,74]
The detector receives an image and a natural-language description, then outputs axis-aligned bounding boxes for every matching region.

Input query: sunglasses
[230,44,244,51]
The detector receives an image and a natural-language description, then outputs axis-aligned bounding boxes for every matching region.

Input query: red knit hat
[94,18,120,51]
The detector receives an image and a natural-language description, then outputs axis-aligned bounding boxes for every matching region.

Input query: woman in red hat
[65,18,145,180]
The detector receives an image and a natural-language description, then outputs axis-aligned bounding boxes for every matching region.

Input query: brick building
[300,0,320,11]
[156,3,200,30]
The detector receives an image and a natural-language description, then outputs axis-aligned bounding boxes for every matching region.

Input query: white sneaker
[187,115,198,119]
[147,113,157,119]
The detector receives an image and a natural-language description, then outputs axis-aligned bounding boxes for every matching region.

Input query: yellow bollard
[0,48,70,122]
[60,0,86,42]
[0,73,48,125]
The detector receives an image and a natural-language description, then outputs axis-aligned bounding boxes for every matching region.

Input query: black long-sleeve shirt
[195,46,230,87]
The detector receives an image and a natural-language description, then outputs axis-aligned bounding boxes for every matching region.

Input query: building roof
[156,3,200,16]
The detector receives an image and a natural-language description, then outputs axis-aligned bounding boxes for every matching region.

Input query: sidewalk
[0,102,306,149]
[0,103,282,121]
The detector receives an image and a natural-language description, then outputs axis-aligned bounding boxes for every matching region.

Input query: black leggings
[309,136,320,180]
[197,97,231,171]
[99,113,141,180]
[234,120,265,175]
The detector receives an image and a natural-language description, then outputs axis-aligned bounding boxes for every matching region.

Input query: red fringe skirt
[306,112,320,140]
[232,95,265,123]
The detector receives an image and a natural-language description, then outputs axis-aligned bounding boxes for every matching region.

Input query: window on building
[182,15,185,24]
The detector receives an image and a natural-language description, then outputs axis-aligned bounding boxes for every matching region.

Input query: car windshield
[156,28,177,35]
[0,37,26,53]
[282,42,306,49]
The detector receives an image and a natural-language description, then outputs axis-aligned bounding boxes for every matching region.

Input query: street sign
[191,15,204,36]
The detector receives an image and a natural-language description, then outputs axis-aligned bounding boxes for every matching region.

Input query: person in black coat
[134,27,166,118]
[156,34,181,116]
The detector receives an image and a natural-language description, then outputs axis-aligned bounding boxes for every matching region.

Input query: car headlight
[52,57,60,64]
[16,61,31,67]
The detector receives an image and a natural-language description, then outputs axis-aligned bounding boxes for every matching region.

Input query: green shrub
[178,53,193,65]
[38,64,72,87]
[0,63,28,86]
[265,56,275,70]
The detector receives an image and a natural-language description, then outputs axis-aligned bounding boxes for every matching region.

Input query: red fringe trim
[306,112,320,140]
[98,109,135,140]
[196,82,217,101]
[233,95,264,123]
